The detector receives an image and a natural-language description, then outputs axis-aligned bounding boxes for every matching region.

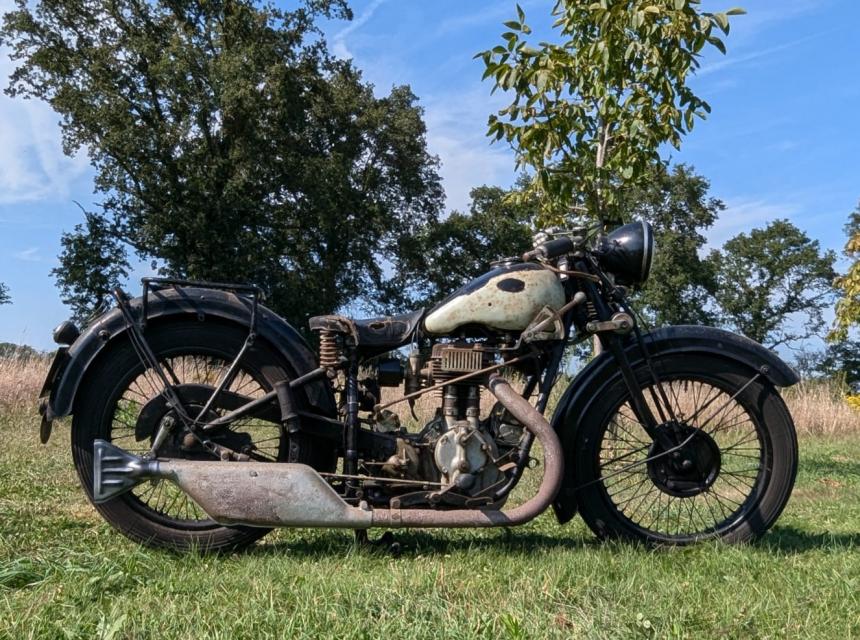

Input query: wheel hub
[647,424,721,497]
[135,384,254,459]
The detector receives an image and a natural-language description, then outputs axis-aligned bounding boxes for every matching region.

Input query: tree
[384,182,536,309]
[479,1,743,224]
[52,212,131,322]
[830,201,860,341]
[0,342,40,360]
[618,163,722,325]
[388,164,722,320]
[794,339,860,388]
[707,220,836,348]
[1,0,443,328]
[0,283,9,305]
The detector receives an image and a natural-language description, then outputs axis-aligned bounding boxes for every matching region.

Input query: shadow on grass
[245,524,860,559]
[248,528,601,559]
[798,457,860,478]
[756,525,860,553]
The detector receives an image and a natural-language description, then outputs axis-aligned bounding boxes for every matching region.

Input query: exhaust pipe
[93,440,372,528]
[370,374,564,528]
[92,374,563,529]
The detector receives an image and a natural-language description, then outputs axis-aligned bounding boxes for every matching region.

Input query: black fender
[550,325,799,524]
[44,287,334,423]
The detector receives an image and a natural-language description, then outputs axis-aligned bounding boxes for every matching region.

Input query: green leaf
[536,70,550,91]
[726,7,747,15]
[503,20,522,31]
[709,36,726,54]
[517,3,526,22]
[476,0,738,225]
[625,42,636,61]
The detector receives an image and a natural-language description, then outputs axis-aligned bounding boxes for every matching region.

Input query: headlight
[597,220,654,286]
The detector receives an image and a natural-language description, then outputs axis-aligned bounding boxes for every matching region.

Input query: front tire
[572,353,798,545]
[71,320,335,552]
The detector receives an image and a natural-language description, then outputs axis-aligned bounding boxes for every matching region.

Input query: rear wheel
[572,353,797,545]
[71,320,335,552]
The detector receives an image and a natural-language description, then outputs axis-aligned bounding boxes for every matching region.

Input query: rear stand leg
[353,529,401,556]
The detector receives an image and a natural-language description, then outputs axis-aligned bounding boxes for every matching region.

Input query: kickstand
[354,530,401,556]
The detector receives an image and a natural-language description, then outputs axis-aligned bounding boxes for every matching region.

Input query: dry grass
[2,354,860,436]
[782,381,860,436]
[0,353,48,413]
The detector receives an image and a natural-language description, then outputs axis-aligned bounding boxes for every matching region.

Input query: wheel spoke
[107,352,284,524]
[592,372,768,542]
[600,443,651,469]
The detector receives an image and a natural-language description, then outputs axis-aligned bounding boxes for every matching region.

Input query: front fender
[44,287,334,422]
[549,325,799,524]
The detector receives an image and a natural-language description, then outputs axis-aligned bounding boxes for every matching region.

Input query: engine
[364,342,526,504]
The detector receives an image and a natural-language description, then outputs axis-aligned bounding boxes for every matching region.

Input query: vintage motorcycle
[38,221,799,552]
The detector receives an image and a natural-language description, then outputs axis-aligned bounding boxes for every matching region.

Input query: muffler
[93,440,372,528]
[92,374,563,529]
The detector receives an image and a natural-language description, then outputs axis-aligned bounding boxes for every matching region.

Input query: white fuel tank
[424,263,565,335]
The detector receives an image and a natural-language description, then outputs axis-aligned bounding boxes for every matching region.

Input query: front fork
[580,280,678,451]
[600,334,677,451]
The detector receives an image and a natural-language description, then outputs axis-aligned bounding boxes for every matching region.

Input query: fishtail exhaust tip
[92,439,158,504]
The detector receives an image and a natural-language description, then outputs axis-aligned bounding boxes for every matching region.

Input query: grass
[1,356,859,639]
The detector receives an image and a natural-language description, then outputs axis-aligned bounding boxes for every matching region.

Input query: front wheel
[572,353,798,545]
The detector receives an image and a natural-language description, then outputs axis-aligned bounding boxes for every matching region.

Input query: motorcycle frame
[110,256,667,507]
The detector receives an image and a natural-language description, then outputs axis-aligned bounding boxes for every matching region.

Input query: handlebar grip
[522,237,575,262]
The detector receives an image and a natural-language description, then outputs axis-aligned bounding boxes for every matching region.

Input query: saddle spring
[318,330,342,369]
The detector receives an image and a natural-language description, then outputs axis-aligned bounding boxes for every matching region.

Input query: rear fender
[44,287,334,423]
[550,325,799,524]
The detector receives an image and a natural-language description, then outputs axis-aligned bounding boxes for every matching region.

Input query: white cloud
[327,1,519,213]
[697,31,830,78]
[0,2,92,205]
[14,247,40,261]
[422,86,517,213]
[331,0,389,60]
[705,198,801,249]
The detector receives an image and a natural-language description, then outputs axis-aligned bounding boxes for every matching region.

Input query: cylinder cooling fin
[429,343,492,384]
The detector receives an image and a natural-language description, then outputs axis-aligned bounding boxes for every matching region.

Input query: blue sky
[0,0,857,350]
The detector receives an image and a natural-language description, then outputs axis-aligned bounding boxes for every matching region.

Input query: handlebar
[521,236,584,263]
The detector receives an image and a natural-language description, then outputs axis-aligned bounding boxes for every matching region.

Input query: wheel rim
[105,352,285,529]
[595,375,770,542]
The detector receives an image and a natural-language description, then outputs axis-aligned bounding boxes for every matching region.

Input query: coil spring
[319,330,340,368]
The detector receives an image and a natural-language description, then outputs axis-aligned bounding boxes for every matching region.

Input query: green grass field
[1,407,858,639]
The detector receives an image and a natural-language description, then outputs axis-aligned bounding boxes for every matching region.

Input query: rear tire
[572,353,797,545]
[71,319,335,552]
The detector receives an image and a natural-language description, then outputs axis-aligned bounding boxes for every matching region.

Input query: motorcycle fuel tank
[424,263,565,335]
